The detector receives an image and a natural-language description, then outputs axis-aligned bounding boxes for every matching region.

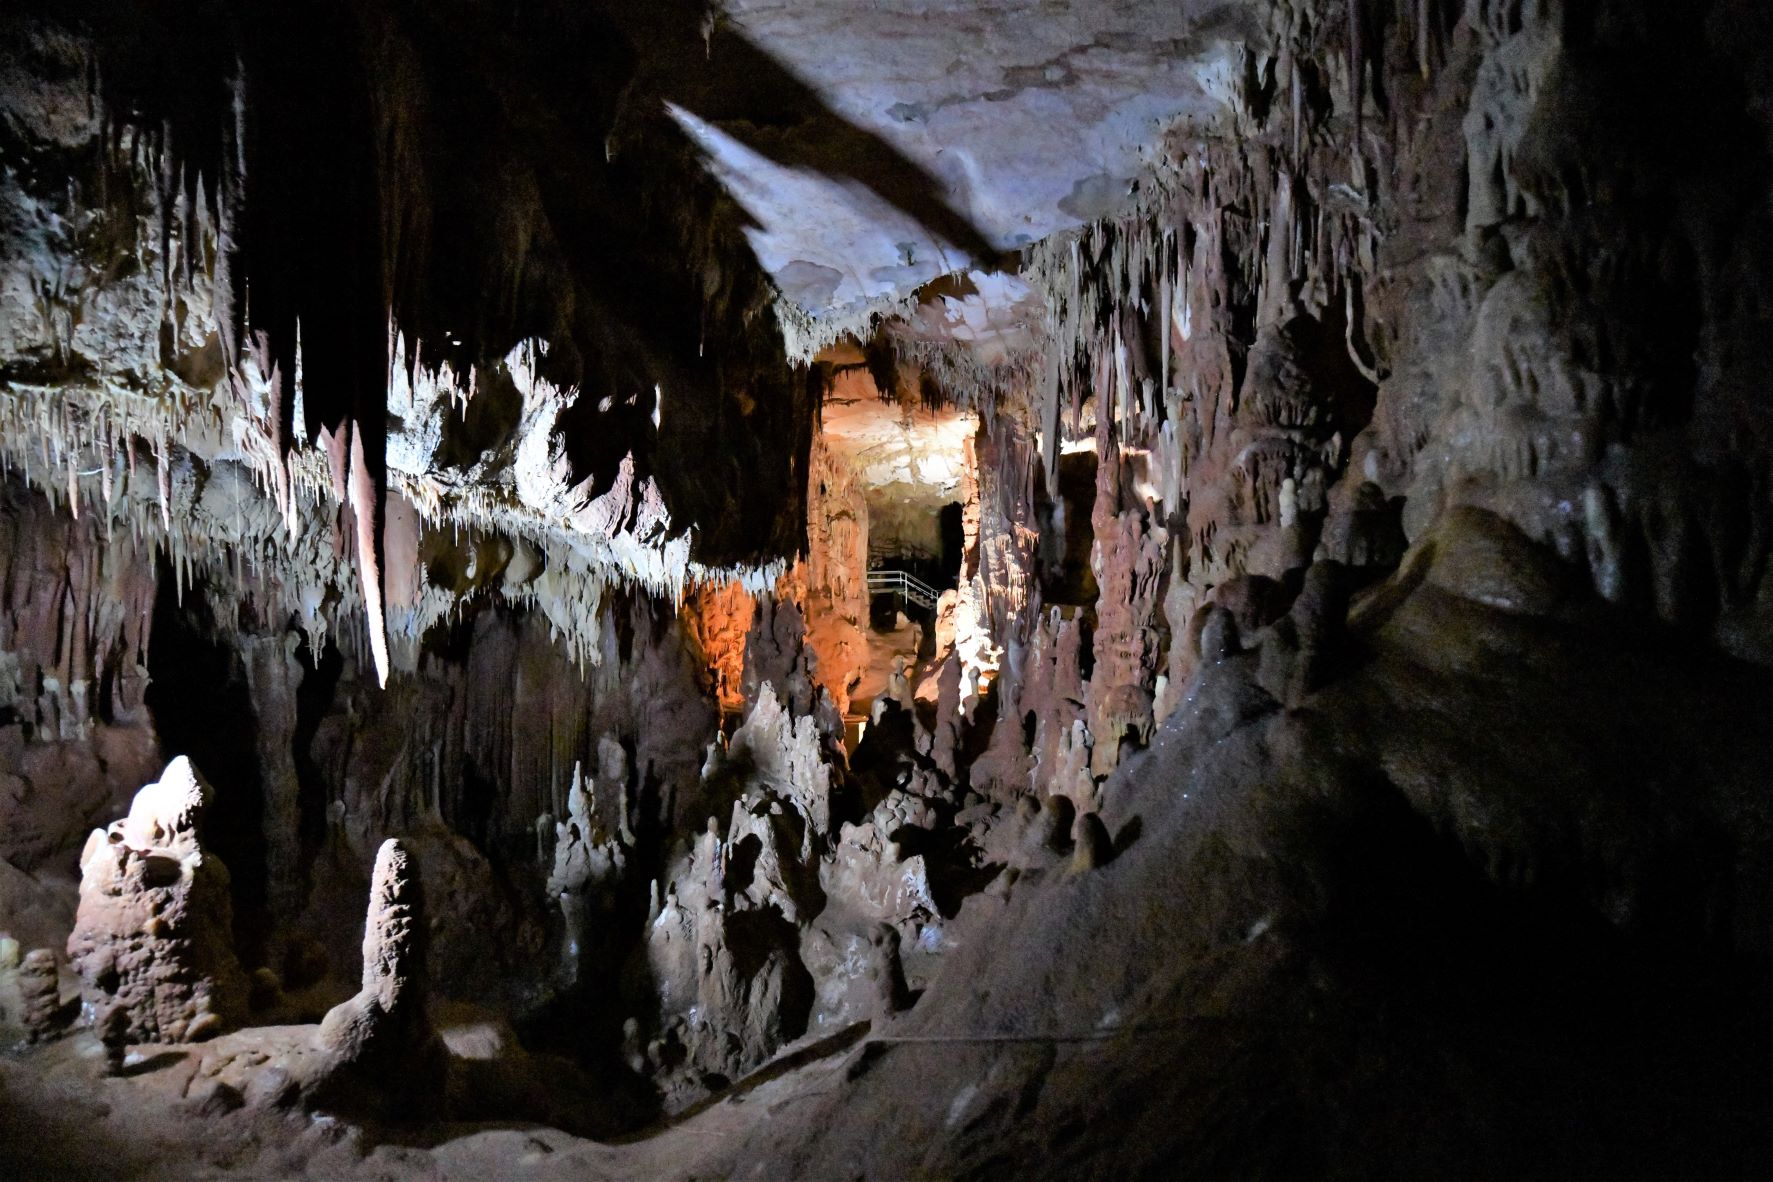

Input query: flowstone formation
[66,756,246,1043]
[638,684,834,1099]
[0,484,161,879]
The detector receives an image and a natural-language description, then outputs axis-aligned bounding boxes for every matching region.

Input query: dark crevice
[143,562,268,961]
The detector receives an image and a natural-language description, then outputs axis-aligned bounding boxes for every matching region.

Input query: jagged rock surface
[66,756,247,1042]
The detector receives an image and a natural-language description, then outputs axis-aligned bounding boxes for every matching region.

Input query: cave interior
[3,0,1773,1178]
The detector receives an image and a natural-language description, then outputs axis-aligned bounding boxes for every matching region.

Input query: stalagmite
[16,949,70,1043]
[66,757,248,1043]
[310,839,447,1119]
[1067,811,1112,875]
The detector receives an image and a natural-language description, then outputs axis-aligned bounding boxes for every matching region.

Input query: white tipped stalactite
[349,425,391,688]
[157,439,172,532]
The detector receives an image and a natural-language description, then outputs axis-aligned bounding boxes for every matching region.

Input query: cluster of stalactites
[65,61,699,689]
[22,70,402,684]
[1014,11,1395,516]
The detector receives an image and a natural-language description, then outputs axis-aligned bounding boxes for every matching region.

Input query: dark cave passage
[144,564,269,960]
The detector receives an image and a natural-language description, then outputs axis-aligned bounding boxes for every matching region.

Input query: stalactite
[156,439,171,533]
[1349,0,1365,137]
[1417,0,1432,77]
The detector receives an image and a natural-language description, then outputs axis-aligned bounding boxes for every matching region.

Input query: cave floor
[0,1019,869,1181]
[848,613,929,720]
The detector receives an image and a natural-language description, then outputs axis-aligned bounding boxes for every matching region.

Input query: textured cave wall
[1366,0,1773,664]
[958,0,1773,794]
[0,481,160,889]
[135,563,720,1008]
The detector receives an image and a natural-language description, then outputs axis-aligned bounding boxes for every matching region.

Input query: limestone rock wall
[969,0,1773,811]
[0,480,160,885]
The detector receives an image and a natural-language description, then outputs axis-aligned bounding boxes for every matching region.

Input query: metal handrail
[867,569,940,610]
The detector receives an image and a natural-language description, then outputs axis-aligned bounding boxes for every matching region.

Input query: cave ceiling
[678,0,1253,322]
[0,0,1258,686]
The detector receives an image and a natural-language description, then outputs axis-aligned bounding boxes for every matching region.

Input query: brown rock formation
[310,838,448,1119]
[15,947,69,1042]
[0,483,161,877]
[1085,423,1168,777]
[685,580,756,715]
[791,436,870,716]
[66,757,248,1042]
